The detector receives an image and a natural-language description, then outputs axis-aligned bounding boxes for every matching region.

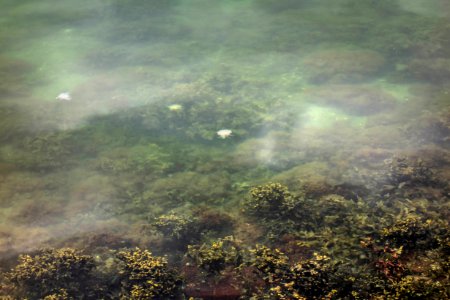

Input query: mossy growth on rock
[153,213,196,240]
[116,248,181,299]
[186,236,242,274]
[243,182,300,219]
[6,248,96,299]
[242,182,320,240]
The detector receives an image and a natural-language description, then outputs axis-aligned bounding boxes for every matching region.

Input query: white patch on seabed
[217,129,232,139]
[56,92,72,101]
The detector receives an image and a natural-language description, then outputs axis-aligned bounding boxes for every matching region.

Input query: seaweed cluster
[1,214,448,299]
[243,182,298,219]
[186,236,242,274]
[5,248,97,299]
[152,208,233,249]
[1,247,184,299]
[116,248,181,299]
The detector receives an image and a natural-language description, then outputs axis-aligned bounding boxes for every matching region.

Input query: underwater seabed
[0,0,449,299]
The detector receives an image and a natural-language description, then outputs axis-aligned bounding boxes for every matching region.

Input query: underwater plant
[276,253,336,300]
[6,248,96,299]
[387,275,449,300]
[247,244,290,283]
[116,248,181,299]
[153,213,195,240]
[380,217,443,251]
[153,208,234,248]
[246,249,337,300]
[243,182,298,219]
[186,236,242,274]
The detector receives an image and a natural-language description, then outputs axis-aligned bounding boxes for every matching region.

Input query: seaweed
[6,248,96,299]
[116,248,182,299]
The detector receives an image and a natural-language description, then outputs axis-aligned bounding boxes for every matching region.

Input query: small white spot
[56,92,71,101]
[168,104,183,112]
[217,129,232,139]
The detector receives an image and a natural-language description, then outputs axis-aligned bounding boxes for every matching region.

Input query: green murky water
[0,1,449,299]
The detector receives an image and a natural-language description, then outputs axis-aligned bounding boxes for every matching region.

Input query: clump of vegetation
[359,218,450,299]
[360,240,450,299]
[116,248,181,299]
[153,213,196,240]
[272,253,336,300]
[153,208,234,247]
[241,182,318,239]
[387,275,448,299]
[42,289,69,300]
[380,217,444,251]
[246,246,337,299]
[248,244,289,281]
[6,248,96,299]
[243,182,299,219]
[186,236,242,274]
